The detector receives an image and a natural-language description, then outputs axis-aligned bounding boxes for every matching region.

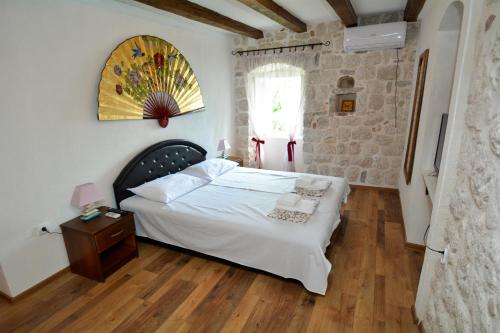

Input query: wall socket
[33,223,49,237]
[441,245,450,264]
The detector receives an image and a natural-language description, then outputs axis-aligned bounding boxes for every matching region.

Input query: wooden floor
[0,188,423,333]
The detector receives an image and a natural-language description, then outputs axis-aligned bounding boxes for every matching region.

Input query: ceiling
[190,0,407,31]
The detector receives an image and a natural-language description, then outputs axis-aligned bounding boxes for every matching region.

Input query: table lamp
[217,139,231,158]
[71,183,104,221]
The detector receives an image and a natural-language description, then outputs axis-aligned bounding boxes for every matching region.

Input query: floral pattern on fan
[98,35,205,128]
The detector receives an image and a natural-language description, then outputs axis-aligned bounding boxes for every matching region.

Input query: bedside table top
[60,207,133,235]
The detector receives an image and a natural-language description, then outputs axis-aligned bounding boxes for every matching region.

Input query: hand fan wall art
[98,35,205,128]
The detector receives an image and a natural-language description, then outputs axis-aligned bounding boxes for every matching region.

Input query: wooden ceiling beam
[135,0,264,39]
[404,0,426,22]
[325,0,357,27]
[238,0,307,33]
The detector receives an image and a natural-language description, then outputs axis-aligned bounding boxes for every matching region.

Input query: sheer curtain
[243,54,306,170]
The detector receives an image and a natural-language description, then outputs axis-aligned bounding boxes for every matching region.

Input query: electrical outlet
[441,245,450,264]
[33,223,49,236]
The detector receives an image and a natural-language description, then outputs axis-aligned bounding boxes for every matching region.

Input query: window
[249,63,305,139]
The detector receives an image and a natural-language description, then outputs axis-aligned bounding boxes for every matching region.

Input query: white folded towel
[295,176,315,187]
[295,177,331,191]
[277,198,318,215]
[311,179,331,190]
[277,193,301,207]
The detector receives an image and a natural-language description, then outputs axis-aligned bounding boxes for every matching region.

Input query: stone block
[369,94,385,110]
[349,142,361,154]
[377,64,397,80]
[237,99,248,112]
[353,156,373,168]
[318,164,330,175]
[381,143,403,156]
[235,87,246,99]
[375,134,393,145]
[303,142,314,153]
[352,126,372,140]
[339,127,352,141]
[367,169,384,184]
[368,80,385,94]
[346,166,361,182]
[344,54,361,68]
[331,167,344,177]
[322,54,343,69]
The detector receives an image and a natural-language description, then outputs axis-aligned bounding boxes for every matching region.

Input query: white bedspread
[120,167,350,294]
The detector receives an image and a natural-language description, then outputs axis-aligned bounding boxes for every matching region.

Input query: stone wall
[233,15,418,187]
[423,2,500,331]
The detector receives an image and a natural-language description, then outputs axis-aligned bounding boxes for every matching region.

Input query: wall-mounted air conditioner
[344,21,407,52]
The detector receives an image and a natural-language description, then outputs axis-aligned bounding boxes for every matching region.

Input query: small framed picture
[341,99,355,112]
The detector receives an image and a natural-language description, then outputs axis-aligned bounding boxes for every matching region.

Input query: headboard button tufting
[113,140,207,206]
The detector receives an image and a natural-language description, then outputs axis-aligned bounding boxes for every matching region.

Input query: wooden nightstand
[60,207,138,282]
[226,155,243,167]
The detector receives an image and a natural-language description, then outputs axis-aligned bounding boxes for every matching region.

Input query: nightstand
[60,207,138,282]
[226,155,243,167]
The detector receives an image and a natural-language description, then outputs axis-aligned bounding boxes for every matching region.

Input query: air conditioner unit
[344,21,407,52]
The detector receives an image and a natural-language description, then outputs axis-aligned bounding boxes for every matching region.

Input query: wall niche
[333,76,362,115]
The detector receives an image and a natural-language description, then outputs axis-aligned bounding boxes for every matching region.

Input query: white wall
[398,0,479,246]
[396,0,484,320]
[0,0,235,297]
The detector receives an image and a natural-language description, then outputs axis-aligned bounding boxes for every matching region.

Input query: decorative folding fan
[98,35,205,128]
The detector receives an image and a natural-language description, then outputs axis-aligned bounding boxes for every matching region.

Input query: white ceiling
[351,0,407,15]
[190,0,407,31]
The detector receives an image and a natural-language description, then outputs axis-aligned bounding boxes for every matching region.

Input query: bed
[114,140,350,294]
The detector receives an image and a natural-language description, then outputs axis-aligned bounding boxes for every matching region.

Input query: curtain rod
[231,41,330,56]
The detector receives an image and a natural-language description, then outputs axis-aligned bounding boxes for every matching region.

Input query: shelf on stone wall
[422,170,438,204]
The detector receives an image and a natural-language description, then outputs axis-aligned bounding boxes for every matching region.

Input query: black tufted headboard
[113,139,207,207]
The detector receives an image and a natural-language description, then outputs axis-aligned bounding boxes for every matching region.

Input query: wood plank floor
[0,188,423,332]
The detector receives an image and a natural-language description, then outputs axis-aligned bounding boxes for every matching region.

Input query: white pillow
[128,173,207,203]
[180,158,238,181]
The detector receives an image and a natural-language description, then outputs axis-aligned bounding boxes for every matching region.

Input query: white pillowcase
[128,173,207,204]
[180,158,238,181]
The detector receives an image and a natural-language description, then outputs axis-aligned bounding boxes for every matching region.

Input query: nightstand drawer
[95,218,134,253]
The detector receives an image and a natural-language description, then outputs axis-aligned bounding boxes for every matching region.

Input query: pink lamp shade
[217,139,231,152]
[71,183,104,209]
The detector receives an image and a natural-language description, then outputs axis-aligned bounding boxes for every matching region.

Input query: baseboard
[0,289,12,303]
[406,242,425,252]
[395,191,426,253]
[412,304,425,332]
[349,184,399,193]
[0,267,70,303]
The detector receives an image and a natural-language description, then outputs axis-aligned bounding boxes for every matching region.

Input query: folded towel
[277,193,301,207]
[296,187,327,198]
[312,179,331,190]
[295,176,315,187]
[295,176,331,191]
[277,198,318,215]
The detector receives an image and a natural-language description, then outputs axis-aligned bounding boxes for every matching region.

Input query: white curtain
[243,54,306,170]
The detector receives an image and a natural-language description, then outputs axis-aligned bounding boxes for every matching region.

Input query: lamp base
[80,211,101,221]
[219,151,229,159]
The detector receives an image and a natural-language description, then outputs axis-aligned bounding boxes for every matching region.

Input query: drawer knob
[110,230,124,238]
